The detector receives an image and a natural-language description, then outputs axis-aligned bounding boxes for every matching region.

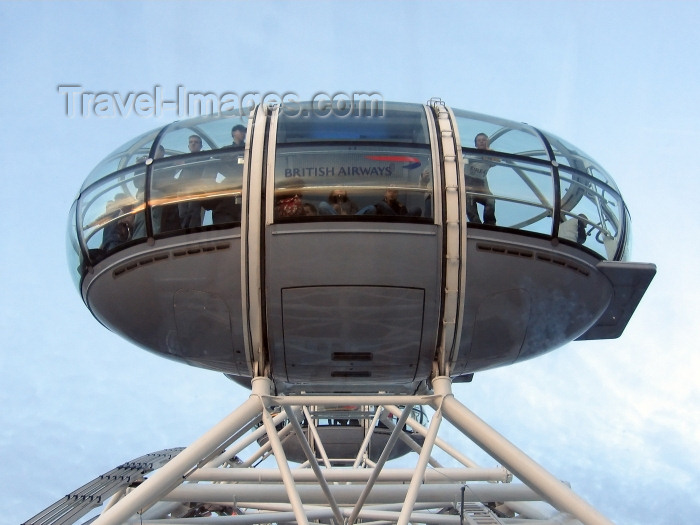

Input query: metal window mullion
[532,126,560,238]
[241,104,270,376]
[435,105,466,377]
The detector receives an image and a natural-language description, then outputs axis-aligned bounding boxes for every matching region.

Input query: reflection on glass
[78,166,146,262]
[277,101,429,144]
[156,114,248,156]
[542,131,619,191]
[273,146,433,222]
[464,153,555,235]
[82,127,160,190]
[69,103,631,288]
[452,110,546,158]
[558,167,624,258]
[150,151,244,234]
[66,201,83,289]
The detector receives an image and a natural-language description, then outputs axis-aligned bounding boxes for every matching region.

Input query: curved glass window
[66,200,83,289]
[77,164,147,263]
[150,149,244,234]
[82,127,161,190]
[274,145,433,221]
[277,101,428,144]
[69,102,632,290]
[155,113,248,155]
[452,110,547,159]
[542,130,619,191]
[274,102,432,222]
[558,166,625,259]
[464,154,555,235]
[73,112,248,270]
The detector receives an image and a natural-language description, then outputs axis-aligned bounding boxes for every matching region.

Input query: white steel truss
[24,377,613,525]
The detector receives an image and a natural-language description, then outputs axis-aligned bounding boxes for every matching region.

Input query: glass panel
[277,101,429,145]
[558,167,624,259]
[156,114,249,156]
[542,131,620,191]
[150,150,244,234]
[620,209,631,261]
[78,166,147,262]
[82,126,162,190]
[66,200,83,290]
[452,110,547,159]
[464,151,554,235]
[273,145,433,221]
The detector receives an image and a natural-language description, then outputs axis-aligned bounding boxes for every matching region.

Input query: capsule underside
[70,101,655,394]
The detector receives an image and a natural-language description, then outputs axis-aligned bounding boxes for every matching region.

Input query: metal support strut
[25,376,614,525]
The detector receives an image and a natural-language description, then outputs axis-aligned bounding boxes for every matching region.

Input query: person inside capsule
[275,178,317,218]
[465,132,498,225]
[202,126,245,225]
[176,134,206,229]
[365,187,422,217]
[318,188,359,215]
[230,124,246,148]
[559,212,589,244]
[100,193,136,252]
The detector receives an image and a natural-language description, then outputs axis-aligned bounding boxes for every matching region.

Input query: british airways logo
[365,155,421,170]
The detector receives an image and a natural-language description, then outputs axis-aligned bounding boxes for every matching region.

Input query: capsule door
[261,103,443,393]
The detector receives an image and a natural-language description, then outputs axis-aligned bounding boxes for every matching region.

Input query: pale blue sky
[1,2,699,524]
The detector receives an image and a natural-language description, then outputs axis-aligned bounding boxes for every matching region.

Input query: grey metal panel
[172,289,236,366]
[85,233,247,374]
[265,223,441,393]
[281,285,425,383]
[467,289,530,369]
[455,232,613,373]
[576,261,656,340]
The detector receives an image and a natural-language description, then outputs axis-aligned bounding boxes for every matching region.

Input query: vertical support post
[431,376,614,525]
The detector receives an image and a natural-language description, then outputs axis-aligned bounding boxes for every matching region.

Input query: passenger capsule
[67,100,655,394]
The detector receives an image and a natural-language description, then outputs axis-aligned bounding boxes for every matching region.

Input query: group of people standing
[100,124,247,253]
[167,124,247,231]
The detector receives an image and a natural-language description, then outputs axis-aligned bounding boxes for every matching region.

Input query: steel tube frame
[75,376,613,525]
[187,467,510,483]
[397,405,442,524]
[283,405,344,524]
[431,376,614,525]
[166,482,539,504]
[347,405,414,524]
[384,404,480,468]
[378,411,444,469]
[93,378,273,525]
